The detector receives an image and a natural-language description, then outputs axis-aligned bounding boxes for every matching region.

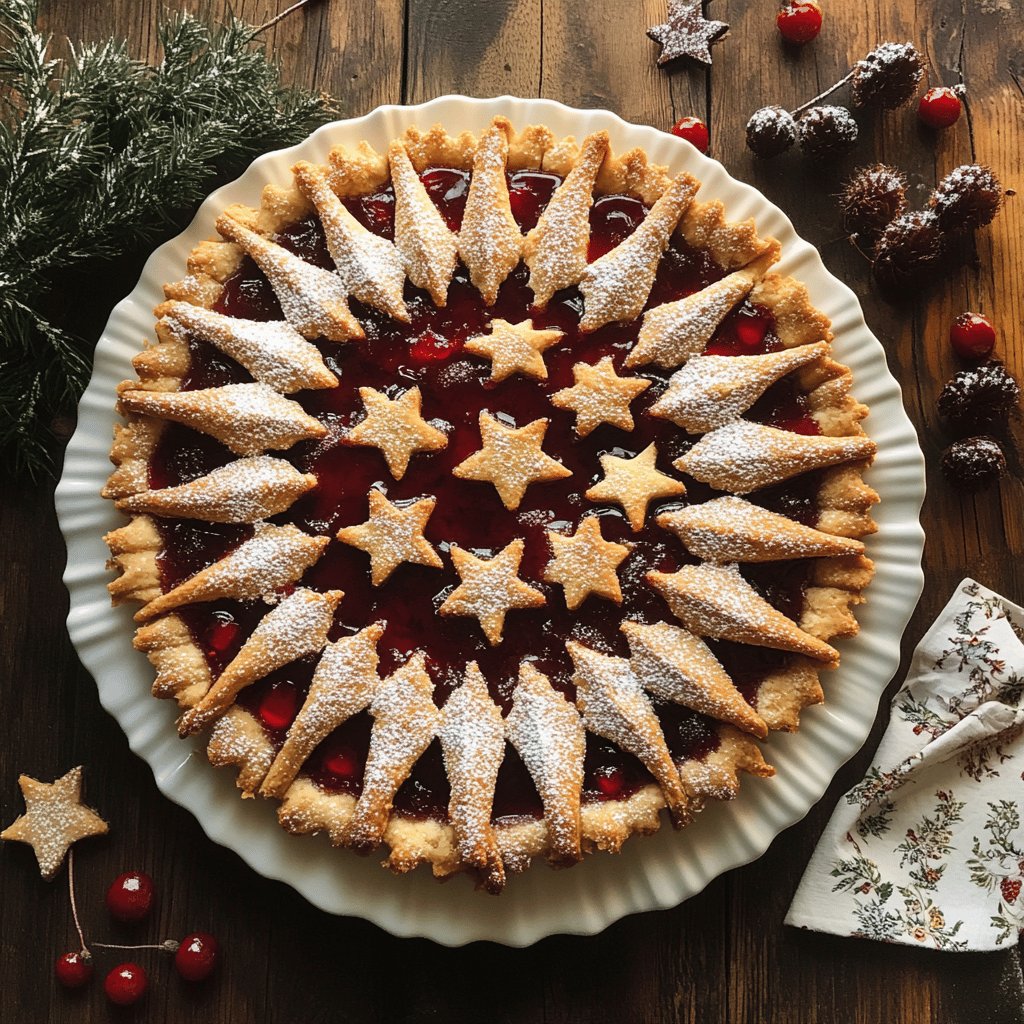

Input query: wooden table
[3,1,1022,1020]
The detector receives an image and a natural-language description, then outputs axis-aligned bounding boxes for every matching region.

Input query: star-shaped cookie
[439,539,545,645]
[464,318,564,383]
[550,356,651,436]
[544,516,630,610]
[346,386,447,479]
[336,490,443,585]
[453,413,571,510]
[647,0,729,67]
[1,766,108,878]
[585,443,686,531]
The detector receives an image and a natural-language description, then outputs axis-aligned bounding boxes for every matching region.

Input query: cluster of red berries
[55,870,218,1006]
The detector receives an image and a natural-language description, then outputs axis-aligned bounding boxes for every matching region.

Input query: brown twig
[253,0,324,37]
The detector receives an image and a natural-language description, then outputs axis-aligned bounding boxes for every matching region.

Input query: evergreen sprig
[0,1,333,478]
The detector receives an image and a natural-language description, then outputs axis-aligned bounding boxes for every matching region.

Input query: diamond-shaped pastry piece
[585,443,686,531]
[259,622,385,799]
[622,619,767,738]
[505,663,585,866]
[674,420,877,493]
[464,318,563,383]
[657,495,866,563]
[179,588,343,736]
[550,356,651,437]
[647,562,840,664]
[336,490,442,585]
[544,515,629,610]
[345,386,447,480]
[568,641,692,825]
[439,539,545,646]
[452,413,571,511]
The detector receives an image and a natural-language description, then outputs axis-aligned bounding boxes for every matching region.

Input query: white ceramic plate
[55,95,926,947]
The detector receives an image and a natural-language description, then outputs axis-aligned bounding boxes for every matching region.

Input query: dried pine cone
[941,436,1006,490]
[851,41,924,109]
[839,164,907,242]
[937,362,1020,432]
[929,164,1003,233]
[871,210,943,288]
[798,105,858,158]
[746,106,798,158]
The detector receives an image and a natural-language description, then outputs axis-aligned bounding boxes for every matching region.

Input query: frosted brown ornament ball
[941,436,1006,490]
[797,105,858,158]
[839,164,907,243]
[871,210,943,289]
[929,164,1003,233]
[851,41,924,109]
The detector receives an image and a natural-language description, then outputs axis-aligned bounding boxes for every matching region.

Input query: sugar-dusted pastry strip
[647,562,840,665]
[117,382,327,457]
[649,342,829,434]
[437,663,505,892]
[567,641,692,826]
[133,613,212,708]
[621,619,767,738]
[155,301,337,393]
[207,707,277,797]
[524,130,609,307]
[135,523,329,623]
[657,496,866,563]
[179,588,343,736]
[388,142,459,306]
[116,456,317,524]
[216,211,363,341]
[674,420,877,494]
[292,161,409,322]
[259,622,385,799]
[578,172,699,332]
[505,664,585,866]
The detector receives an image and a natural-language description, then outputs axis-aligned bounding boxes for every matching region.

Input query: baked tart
[103,116,878,893]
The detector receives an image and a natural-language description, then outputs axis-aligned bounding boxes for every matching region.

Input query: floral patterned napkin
[786,579,1024,951]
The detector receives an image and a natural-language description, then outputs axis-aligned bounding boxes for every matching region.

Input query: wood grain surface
[2,1,1022,1020]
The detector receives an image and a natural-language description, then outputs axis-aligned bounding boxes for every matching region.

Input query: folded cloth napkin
[786,579,1024,951]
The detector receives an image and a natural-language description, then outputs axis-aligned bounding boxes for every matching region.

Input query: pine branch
[0,1,334,479]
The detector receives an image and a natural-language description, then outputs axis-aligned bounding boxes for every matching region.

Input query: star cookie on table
[1,766,108,879]
[453,412,571,510]
[439,539,545,645]
[550,356,651,436]
[586,443,686,531]
[346,386,447,480]
[544,515,630,610]
[337,490,442,585]
[647,0,729,68]
[464,318,564,383]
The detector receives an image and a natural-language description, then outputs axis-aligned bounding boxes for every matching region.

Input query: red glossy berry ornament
[670,116,709,154]
[106,871,155,923]
[55,951,93,989]
[950,313,996,361]
[918,86,963,129]
[175,932,219,982]
[104,963,148,1006]
[776,2,822,44]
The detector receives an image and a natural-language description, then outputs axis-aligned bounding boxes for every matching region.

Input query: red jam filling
[150,166,820,823]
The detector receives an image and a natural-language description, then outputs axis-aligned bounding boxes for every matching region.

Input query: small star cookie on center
[345,386,447,479]
[550,356,651,436]
[465,318,564,383]
[440,539,546,645]
[586,443,686,531]
[336,490,443,584]
[544,516,630,610]
[453,412,571,510]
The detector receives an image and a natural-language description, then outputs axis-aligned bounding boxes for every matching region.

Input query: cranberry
[735,310,770,349]
[206,615,239,656]
[410,329,461,364]
[106,871,155,923]
[949,312,996,360]
[776,1,822,44]
[324,747,359,779]
[258,679,300,731]
[104,963,148,1006]
[175,932,219,982]
[669,116,710,154]
[55,951,93,989]
[918,87,963,129]
[595,767,625,798]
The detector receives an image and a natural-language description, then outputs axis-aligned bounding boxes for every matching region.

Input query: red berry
[206,616,239,656]
[106,871,155,923]
[595,767,625,798]
[776,2,822,44]
[950,312,996,360]
[175,932,219,982]
[1001,878,1021,904]
[670,117,710,154]
[104,963,148,1006]
[918,87,963,129]
[258,680,300,731]
[323,747,359,779]
[55,951,93,989]
[734,310,770,349]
